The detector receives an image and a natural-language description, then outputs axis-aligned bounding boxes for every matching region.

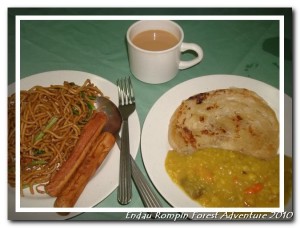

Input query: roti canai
[168,88,279,160]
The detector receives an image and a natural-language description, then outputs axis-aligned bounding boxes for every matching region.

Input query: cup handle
[179,43,204,70]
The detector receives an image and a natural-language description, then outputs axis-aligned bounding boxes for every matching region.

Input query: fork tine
[123,78,129,104]
[128,77,135,103]
[117,79,123,106]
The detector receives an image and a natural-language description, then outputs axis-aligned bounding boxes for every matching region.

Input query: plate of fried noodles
[7,70,141,220]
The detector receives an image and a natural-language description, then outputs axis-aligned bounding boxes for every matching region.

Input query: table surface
[15,19,292,220]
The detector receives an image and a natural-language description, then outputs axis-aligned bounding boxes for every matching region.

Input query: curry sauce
[165,149,292,207]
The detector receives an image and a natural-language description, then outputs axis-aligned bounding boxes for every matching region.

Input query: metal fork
[117,77,135,205]
[114,137,163,208]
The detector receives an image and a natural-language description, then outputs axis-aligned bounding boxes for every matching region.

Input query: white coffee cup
[126,20,204,84]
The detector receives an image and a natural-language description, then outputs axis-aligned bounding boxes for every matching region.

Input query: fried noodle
[8,79,103,196]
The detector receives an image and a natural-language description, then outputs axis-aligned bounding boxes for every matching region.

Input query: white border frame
[15,15,285,213]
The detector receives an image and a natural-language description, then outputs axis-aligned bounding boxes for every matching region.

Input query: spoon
[96,97,162,207]
[96,96,122,134]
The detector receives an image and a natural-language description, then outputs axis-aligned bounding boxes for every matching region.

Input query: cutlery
[116,77,135,205]
[130,155,162,207]
[96,96,162,207]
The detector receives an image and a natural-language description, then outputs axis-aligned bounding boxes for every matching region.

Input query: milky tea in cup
[127,20,204,84]
[132,29,179,51]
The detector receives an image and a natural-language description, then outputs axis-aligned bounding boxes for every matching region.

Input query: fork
[117,77,135,205]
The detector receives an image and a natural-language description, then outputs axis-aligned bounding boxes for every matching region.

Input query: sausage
[45,112,108,197]
[54,132,115,210]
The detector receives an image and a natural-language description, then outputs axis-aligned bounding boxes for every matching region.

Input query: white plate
[141,74,292,210]
[8,70,141,220]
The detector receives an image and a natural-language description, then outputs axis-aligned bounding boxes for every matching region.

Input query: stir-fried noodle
[8,79,103,196]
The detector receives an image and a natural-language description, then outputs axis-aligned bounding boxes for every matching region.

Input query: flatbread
[168,88,279,160]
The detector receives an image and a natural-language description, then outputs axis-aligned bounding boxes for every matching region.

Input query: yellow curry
[165,149,292,207]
